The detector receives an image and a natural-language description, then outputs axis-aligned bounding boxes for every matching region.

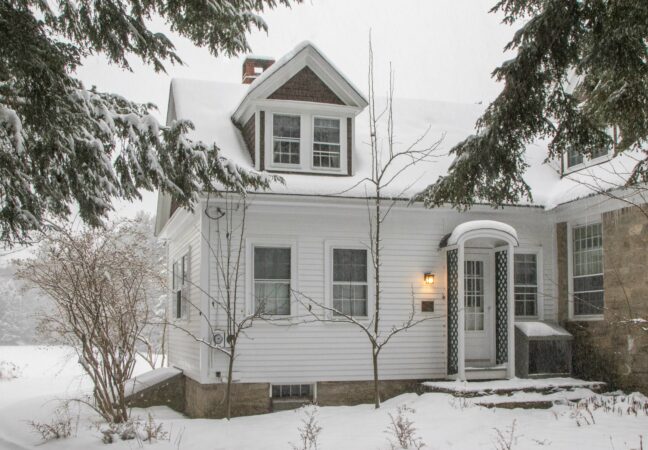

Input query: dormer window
[564,146,610,172]
[313,117,341,169]
[273,114,301,165]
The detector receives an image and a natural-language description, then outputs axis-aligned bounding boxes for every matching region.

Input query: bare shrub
[384,404,425,450]
[0,361,21,380]
[17,218,165,424]
[290,405,322,450]
[100,414,168,444]
[492,419,517,450]
[29,404,76,441]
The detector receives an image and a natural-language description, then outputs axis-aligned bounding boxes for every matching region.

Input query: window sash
[313,117,341,169]
[567,148,584,168]
[253,246,292,315]
[254,280,291,315]
[572,223,604,316]
[172,254,188,320]
[332,248,368,317]
[514,253,538,317]
[273,115,300,165]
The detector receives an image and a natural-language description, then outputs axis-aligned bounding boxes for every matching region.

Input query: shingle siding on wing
[269,67,344,105]
[242,114,256,164]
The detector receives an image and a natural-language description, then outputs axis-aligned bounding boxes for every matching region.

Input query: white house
[154,42,648,417]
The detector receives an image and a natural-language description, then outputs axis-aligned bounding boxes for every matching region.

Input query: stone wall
[184,377,271,419]
[558,205,648,393]
[316,379,423,407]
[126,372,185,413]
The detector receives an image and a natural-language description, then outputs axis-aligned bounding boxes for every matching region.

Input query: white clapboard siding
[193,198,556,384]
[165,211,202,381]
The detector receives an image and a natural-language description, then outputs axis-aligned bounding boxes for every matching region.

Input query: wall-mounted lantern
[424,273,435,285]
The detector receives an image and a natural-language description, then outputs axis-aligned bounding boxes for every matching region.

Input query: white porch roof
[440,220,519,248]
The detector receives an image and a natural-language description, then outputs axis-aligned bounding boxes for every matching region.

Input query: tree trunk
[225,345,235,420]
[372,347,380,408]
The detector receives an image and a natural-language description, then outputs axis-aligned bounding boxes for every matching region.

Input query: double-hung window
[254,247,291,315]
[572,223,604,316]
[313,117,341,169]
[566,148,584,169]
[332,249,368,317]
[172,254,188,320]
[273,114,300,165]
[566,147,609,169]
[514,254,538,317]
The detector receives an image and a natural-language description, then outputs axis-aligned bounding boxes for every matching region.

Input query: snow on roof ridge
[245,54,275,61]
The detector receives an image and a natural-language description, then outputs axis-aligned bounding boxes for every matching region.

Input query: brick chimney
[242,56,275,84]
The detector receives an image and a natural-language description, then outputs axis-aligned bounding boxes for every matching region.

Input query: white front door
[464,253,495,364]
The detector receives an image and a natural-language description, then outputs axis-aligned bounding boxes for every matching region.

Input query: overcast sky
[74,0,517,217]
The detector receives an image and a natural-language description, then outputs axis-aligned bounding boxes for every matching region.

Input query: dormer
[232,42,368,176]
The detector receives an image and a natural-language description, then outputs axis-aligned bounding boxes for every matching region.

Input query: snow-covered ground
[1,346,646,450]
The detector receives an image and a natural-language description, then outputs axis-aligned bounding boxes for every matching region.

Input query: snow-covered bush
[384,404,425,450]
[0,361,21,380]
[290,405,322,450]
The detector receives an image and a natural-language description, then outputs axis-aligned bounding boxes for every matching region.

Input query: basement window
[271,384,312,399]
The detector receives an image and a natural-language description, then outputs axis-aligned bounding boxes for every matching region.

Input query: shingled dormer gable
[232,42,367,176]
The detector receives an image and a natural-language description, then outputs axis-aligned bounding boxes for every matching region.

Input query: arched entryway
[440,220,519,380]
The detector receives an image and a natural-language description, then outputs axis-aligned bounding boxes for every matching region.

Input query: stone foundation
[184,377,271,419]
[316,379,423,406]
[127,373,426,418]
[126,371,185,413]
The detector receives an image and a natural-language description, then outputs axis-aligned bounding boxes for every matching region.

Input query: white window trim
[270,113,302,169]
[311,115,342,172]
[263,104,349,175]
[513,247,544,321]
[245,237,298,318]
[171,248,190,322]
[563,149,612,175]
[567,219,605,321]
[324,240,375,321]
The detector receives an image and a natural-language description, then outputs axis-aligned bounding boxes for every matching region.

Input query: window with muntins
[514,253,538,317]
[464,260,485,331]
[572,223,604,316]
[566,147,608,169]
[272,114,300,165]
[566,148,584,168]
[332,249,368,317]
[172,254,188,319]
[254,247,291,315]
[313,117,341,168]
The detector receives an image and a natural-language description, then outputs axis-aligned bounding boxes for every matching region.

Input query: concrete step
[421,377,606,398]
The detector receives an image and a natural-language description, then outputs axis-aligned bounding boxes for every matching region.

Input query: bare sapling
[291,34,443,409]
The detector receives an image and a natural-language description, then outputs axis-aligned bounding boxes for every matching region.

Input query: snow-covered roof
[169,77,567,201]
[443,220,519,247]
[156,42,641,235]
[515,321,573,340]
